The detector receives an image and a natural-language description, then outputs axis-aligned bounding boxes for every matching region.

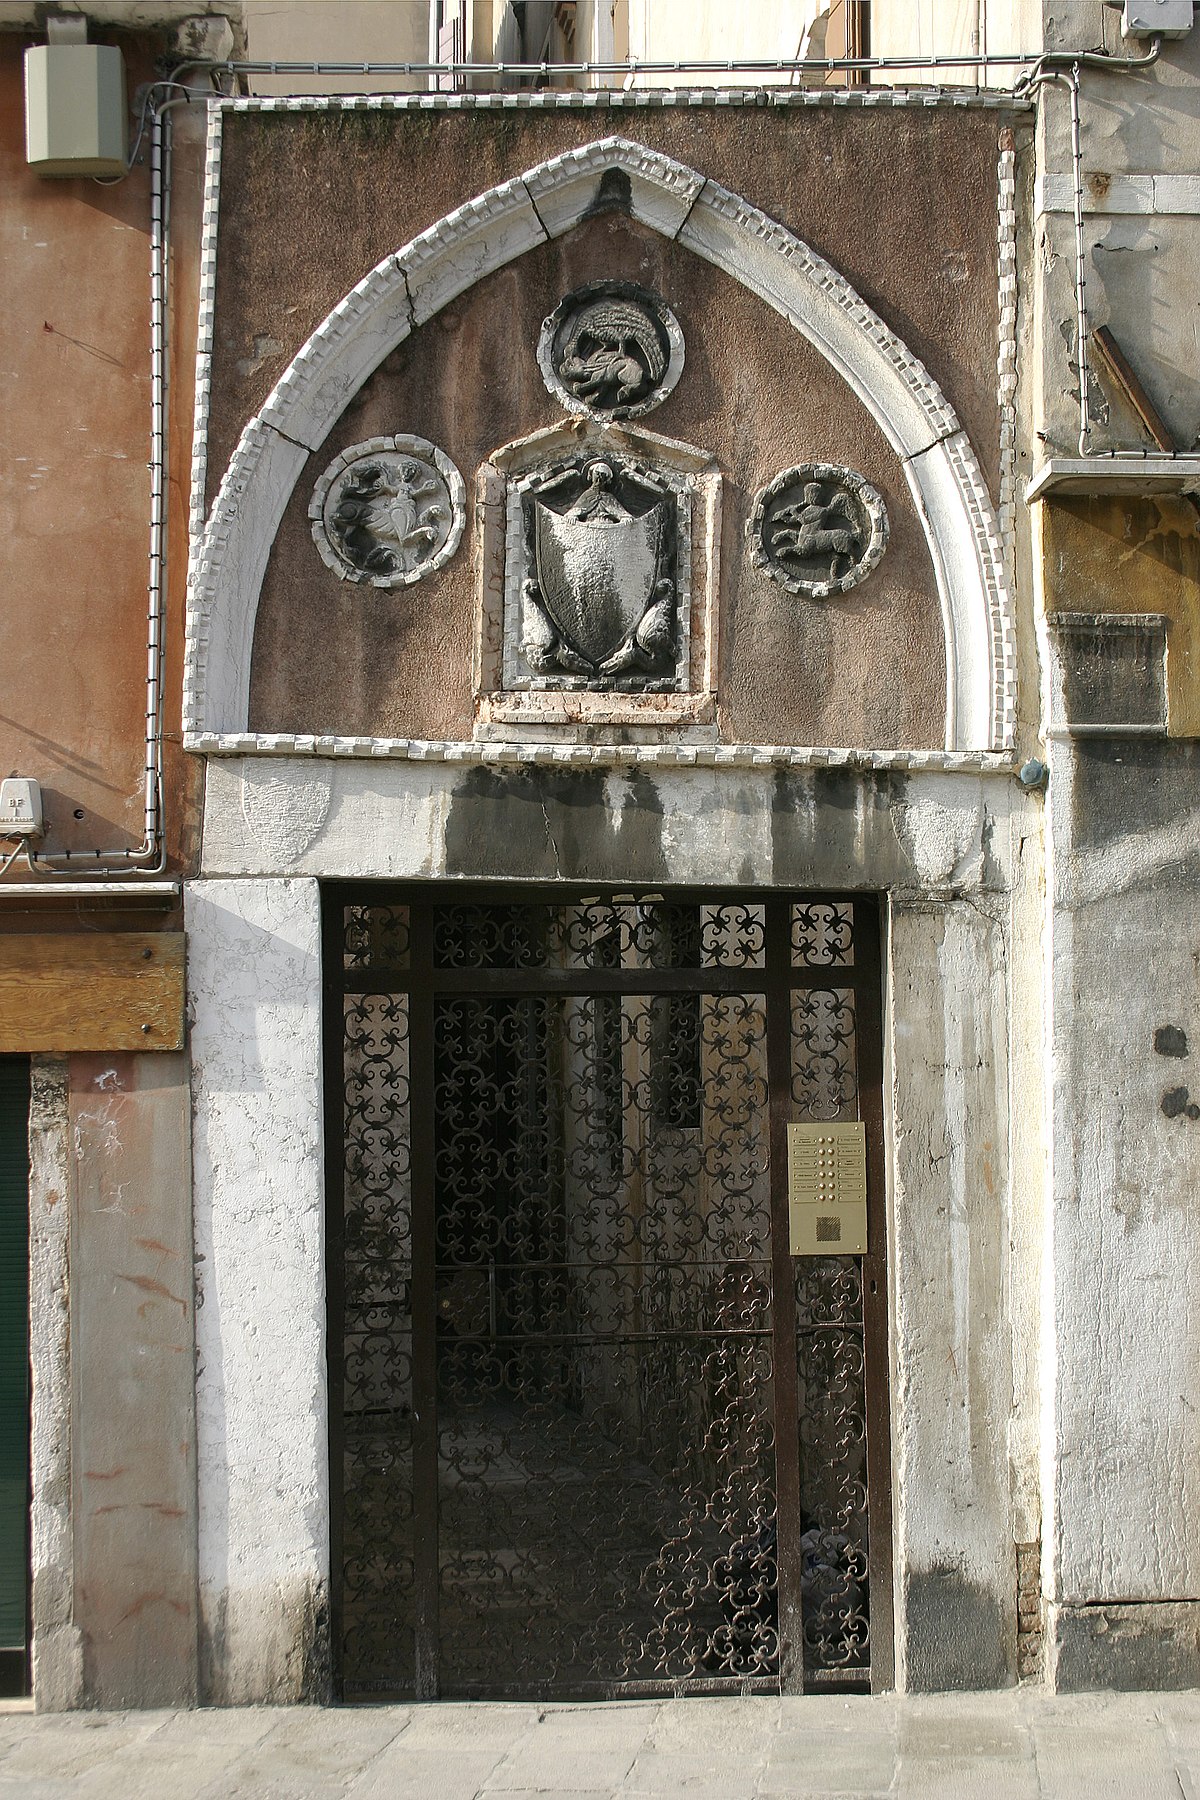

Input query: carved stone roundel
[309,435,465,587]
[538,281,685,422]
[749,463,888,600]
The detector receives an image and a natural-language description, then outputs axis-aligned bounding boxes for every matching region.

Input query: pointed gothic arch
[185,134,1015,753]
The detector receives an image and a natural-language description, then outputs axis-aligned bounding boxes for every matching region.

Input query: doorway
[325,888,891,1700]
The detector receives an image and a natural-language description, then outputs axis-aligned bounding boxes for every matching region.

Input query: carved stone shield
[534,499,665,666]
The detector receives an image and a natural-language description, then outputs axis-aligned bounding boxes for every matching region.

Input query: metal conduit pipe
[1067,63,1093,456]
[177,45,1164,81]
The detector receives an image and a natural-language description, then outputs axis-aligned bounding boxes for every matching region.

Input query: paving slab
[895,1766,1039,1800]
[198,1704,406,1798]
[0,1714,167,1783]
[618,1748,770,1798]
[132,1706,281,1750]
[761,1728,898,1795]
[1030,1719,1179,1800]
[0,1690,1196,1797]
[345,1743,511,1800]
[70,1734,278,1800]
[397,1702,540,1749]
[489,1710,652,1792]
[649,1695,778,1756]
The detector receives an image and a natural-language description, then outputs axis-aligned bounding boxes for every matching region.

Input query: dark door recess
[326,888,891,1701]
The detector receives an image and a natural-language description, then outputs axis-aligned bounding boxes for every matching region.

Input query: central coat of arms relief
[475,416,717,724]
[476,281,708,714]
[472,269,887,733]
[521,456,678,686]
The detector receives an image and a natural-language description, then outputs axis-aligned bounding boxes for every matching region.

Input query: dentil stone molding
[186,128,1015,753]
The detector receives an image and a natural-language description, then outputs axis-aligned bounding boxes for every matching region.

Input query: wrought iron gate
[326,888,891,1700]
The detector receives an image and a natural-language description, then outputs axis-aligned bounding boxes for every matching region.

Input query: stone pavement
[0,1689,1198,1798]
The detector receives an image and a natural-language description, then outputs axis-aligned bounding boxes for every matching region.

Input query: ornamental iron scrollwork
[750,464,888,600]
[792,902,855,969]
[538,281,685,422]
[333,892,879,1700]
[310,435,465,587]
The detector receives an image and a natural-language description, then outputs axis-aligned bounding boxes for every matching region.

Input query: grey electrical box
[1106,0,1196,36]
[24,44,127,177]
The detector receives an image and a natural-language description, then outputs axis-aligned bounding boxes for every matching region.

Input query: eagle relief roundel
[538,282,685,422]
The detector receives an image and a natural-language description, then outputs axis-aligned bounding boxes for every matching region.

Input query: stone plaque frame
[474,422,722,737]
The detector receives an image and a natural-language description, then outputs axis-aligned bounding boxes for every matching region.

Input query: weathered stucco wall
[0,34,202,871]
[67,1052,197,1709]
[1042,498,1200,737]
[1024,4,1200,1695]
[27,1046,199,1711]
[1038,560,1200,1688]
[1046,732,1200,1686]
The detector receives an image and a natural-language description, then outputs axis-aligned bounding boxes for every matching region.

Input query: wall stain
[444,766,668,884]
[116,1273,188,1314]
[905,1564,1011,1691]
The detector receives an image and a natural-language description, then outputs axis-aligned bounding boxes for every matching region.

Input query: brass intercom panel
[787,1121,868,1255]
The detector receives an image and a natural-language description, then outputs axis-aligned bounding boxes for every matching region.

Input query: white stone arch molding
[185,135,1016,755]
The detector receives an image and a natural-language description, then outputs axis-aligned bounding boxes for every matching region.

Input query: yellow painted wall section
[243,0,430,94]
[1042,496,1200,738]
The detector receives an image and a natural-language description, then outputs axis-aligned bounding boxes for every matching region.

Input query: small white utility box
[24,44,126,177]
[0,779,43,837]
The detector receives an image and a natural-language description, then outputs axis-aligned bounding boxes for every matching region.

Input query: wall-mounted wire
[0,843,28,881]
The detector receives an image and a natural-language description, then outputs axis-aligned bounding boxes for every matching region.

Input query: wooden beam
[0,933,185,1052]
[1091,325,1177,454]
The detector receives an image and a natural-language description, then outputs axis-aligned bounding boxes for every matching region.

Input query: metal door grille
[327,888,891,1700]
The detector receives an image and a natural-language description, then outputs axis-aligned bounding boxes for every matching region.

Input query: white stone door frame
[187,764,1018,1699]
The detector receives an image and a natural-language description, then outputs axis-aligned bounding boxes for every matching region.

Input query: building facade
[1,0,1199,1709]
